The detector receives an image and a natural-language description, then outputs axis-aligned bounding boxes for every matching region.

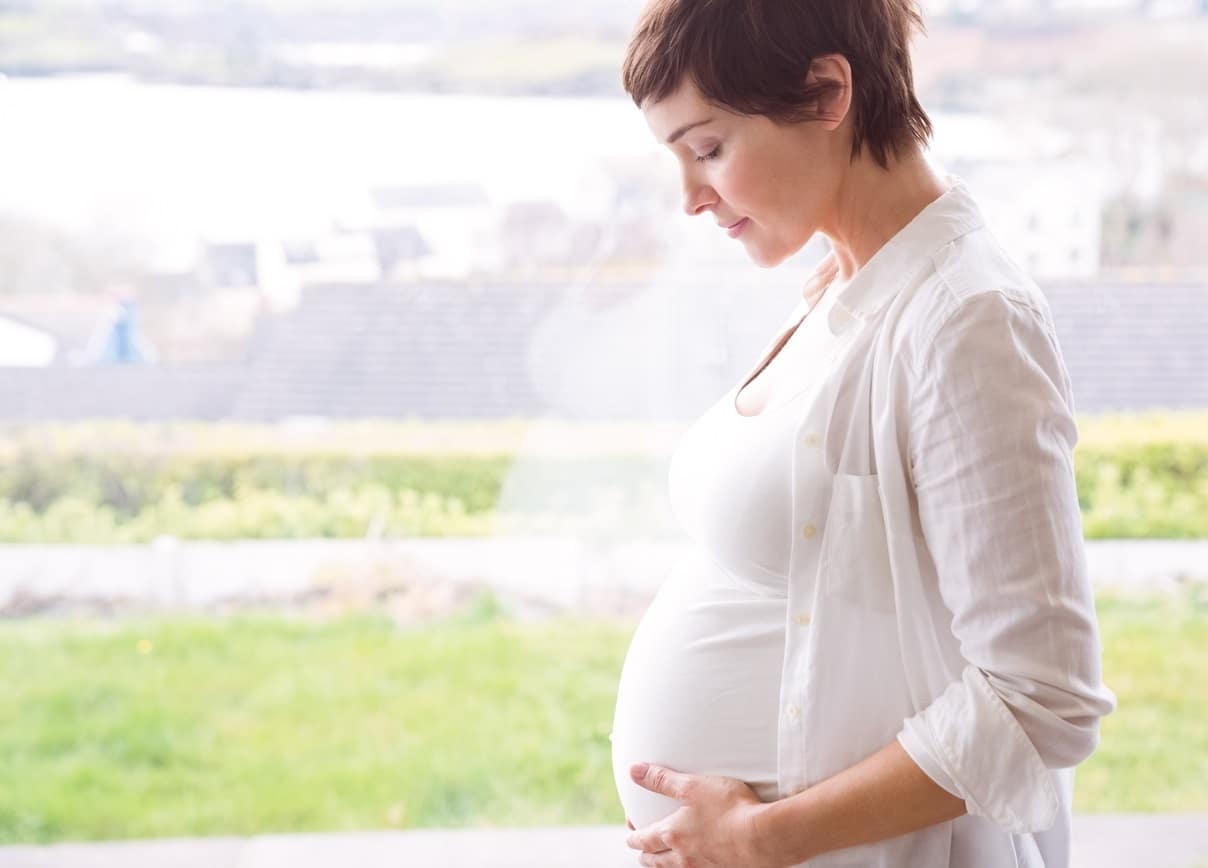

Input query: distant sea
[0,74,661,268]
[0,73,1072,275]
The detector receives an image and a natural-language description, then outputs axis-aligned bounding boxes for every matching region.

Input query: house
[1101,172,1208,271]
[364,182,502,280]
[928,113,1109,281]
[0,294,117,366]
[0,315,57,367]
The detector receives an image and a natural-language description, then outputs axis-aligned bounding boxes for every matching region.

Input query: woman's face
[642,76,848,268]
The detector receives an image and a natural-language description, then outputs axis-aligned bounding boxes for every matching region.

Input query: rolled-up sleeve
[894,288,1117,833]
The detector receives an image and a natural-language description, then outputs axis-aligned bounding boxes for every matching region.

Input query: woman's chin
[744,234,810,269]
[746,244,788,269]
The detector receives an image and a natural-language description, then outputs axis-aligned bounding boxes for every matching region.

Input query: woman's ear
[804,53,853,130]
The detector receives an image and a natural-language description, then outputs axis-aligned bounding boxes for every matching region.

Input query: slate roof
[0,279,1202,421]
[1043,280,1208,413]
[229,282,575,420]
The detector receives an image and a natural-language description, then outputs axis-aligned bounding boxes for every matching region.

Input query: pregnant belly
[610,550,787,830]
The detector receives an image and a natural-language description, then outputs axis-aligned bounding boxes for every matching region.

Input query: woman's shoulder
[891,226,1057,359]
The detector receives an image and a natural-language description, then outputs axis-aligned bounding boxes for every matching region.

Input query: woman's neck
[820,148,949,283]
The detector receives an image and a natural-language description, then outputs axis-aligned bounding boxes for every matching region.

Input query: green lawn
[1075,589,1208,811]
[0,589,1204,844]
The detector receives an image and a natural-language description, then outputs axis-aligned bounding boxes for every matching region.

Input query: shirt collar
[823,174,985,336]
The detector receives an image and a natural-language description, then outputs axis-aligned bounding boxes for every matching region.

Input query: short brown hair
[622,0,933,171]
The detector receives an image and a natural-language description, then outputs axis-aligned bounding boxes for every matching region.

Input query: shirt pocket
[818,473,895,613]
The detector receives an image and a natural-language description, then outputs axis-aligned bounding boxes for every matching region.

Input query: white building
[0,316,56,367]
[357,183,504,281]
[959,161,1108,281]
[928,112,1109,280]
[258,231,382,311]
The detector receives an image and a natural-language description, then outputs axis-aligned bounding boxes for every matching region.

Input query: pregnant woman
[608,2,1116,867]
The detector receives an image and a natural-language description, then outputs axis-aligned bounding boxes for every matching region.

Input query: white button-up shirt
[775,175,1116,867]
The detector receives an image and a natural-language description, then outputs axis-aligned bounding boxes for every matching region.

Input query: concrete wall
[1,537,1203,617]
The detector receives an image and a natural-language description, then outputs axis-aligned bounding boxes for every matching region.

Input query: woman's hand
[624,762,780,868]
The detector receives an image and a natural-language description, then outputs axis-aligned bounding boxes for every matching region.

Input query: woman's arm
[754,738,966,865]
[889,289,1116,829]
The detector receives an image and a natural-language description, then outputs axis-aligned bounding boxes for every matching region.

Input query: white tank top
[667,274,846,595]
[610,273,852,829]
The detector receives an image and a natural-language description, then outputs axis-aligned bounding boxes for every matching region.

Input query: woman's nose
[681,177,717,217]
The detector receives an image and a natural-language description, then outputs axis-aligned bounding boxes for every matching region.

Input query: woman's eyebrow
[666,118,714,144]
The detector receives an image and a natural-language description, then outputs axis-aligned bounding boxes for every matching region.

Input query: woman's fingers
[627,817,636,830]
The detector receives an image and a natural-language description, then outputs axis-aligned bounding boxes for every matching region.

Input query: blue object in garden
[96,298,156,365]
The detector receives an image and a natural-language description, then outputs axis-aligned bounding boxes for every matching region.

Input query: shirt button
[802,523,817,539]
[794,610,812,626]
[786,704,800,719]
[803,432,821,448]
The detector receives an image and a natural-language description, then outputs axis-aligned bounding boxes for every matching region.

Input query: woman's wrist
[751,789,819,867]
[748,739,968,866]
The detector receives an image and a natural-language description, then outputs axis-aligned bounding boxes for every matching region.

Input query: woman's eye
[695,145,721,163]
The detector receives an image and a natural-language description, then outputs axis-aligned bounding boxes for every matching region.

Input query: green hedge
[1075,442,1208,538]
[0,453,678,542]
[0,416,1204,542]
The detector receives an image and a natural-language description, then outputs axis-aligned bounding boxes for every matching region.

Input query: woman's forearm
[754,738,967,866]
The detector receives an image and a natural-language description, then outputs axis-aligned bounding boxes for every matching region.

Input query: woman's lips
[726,218,749,238]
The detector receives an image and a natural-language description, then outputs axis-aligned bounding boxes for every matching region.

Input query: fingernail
[631,762,649,779]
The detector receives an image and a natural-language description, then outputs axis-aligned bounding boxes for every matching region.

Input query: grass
[1074,588,1208,812]
[0,589,1204,843]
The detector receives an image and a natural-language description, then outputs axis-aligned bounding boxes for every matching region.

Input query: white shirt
[763,174,1117,866]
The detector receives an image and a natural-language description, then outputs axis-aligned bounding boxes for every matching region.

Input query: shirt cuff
[896,664,1060,833]
[896,727,962,800]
